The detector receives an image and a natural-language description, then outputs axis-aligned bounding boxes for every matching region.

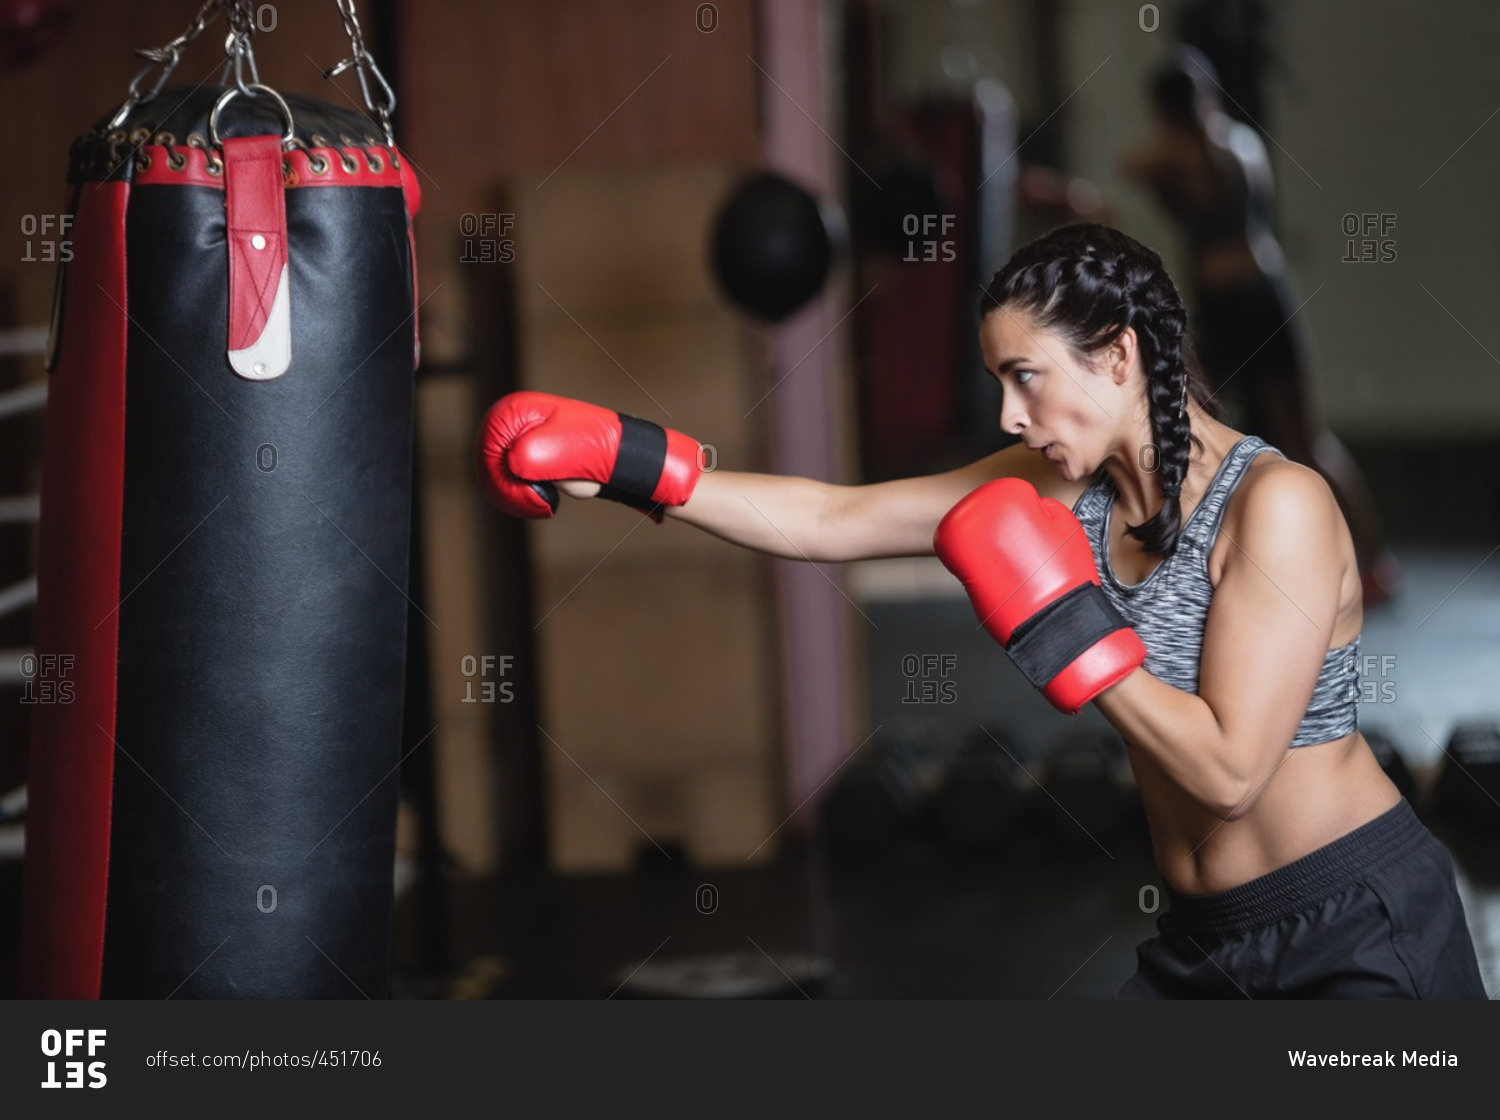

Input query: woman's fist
[474,391,703,521]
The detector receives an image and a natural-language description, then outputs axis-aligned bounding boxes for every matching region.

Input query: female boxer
[475,222,1485,999]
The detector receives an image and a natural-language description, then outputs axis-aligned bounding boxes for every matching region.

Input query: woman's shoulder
[1214,445,1362,640]
[1234,449,1331,516]
[1218,448,1345,565]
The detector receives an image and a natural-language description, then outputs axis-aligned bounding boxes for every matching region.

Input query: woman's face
[980,306,1131,482]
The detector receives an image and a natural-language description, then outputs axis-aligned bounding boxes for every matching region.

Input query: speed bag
[19,86,422,998]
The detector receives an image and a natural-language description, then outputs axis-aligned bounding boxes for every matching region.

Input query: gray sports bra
[1071,435,1359,747]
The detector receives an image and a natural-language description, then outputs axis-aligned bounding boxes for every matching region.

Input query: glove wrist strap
[1005,583,1131,688]
[597,413,670,516]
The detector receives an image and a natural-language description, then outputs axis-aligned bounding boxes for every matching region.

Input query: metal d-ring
[208,83,296,148]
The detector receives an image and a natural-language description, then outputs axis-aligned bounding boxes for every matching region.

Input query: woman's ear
[1106,327,1139,385]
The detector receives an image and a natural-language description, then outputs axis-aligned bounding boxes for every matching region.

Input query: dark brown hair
[980,222,1222,557]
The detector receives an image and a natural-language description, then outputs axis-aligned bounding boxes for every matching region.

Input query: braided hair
[980,223,1222,557]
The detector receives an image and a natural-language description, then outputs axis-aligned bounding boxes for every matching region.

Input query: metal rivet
[251,234,266,251]
[253,362,266,375]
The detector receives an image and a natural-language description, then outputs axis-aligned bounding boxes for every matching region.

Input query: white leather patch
[228,263,291,381]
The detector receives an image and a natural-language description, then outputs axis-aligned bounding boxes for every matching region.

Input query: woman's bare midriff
[1134,733,1401,895]
[1035,429,1402,896]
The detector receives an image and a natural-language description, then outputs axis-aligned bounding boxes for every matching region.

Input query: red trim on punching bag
[131,144,410,191]
[398,152,422,366]
[19,180,131,998]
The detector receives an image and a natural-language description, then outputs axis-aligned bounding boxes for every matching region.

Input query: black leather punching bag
[20,15,421,997]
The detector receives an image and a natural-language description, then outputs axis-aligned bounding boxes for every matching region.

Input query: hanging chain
[325,0,397,145]
[107,0,228,128]
[104,0,397,146]
[106,0,266,128]
[219,0,263,95]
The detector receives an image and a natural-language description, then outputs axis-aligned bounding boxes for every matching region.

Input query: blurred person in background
[1119,46,1401,606]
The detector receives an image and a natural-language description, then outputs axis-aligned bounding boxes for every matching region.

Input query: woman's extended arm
[1093,462,1349,818]
[657,442,1052,562]
[481,388,1055,562]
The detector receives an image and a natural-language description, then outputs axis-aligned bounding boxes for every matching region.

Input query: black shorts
[1118,799,1487,999]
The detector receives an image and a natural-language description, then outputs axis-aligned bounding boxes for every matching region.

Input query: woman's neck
[1104,410,1238,522]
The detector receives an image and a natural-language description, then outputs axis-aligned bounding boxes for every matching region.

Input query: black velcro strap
[596,413,668,515]
[1004,583,1131,689]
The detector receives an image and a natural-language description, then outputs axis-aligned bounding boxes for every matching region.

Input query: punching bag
[20,7,420,998]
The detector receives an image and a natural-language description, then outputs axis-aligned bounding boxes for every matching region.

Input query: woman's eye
[1015,370,1035,385]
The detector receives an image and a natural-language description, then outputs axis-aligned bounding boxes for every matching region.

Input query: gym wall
[401,0,784,873]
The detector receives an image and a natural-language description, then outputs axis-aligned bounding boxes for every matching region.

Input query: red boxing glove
[475,391,704,521]
[934,478,1145,715]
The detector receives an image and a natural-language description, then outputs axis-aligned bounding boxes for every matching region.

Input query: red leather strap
[223,135,290,380]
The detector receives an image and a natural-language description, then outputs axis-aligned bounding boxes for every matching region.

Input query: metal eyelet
[186,132,207,149]
[365,149,384,173]
[308,153,329,174]
[388,149,401,170]
[338,133,355,147]
[339,151,359,174]
[167,150,187,171]
[310,133,328,148]
[152,131,177,147]
[134,151,152,172]
[128,126,152,145]
[205,156,223,176]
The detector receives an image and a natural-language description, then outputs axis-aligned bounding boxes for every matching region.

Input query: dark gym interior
[2,0,1498,1002]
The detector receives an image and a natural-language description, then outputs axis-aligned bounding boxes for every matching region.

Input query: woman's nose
[999,394,1025,436]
